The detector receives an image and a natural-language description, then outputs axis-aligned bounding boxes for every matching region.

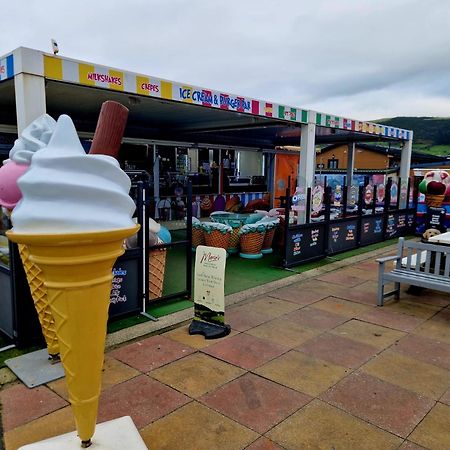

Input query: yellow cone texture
[18,244,59,356]
[7,226,138,443]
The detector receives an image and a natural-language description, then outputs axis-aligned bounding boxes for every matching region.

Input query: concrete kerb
[105,242,398,349]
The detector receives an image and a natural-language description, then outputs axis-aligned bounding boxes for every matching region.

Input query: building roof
[320,142,447,163]
[0,47,413,146]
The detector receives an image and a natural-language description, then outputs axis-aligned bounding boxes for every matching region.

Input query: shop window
[328,158,338,169]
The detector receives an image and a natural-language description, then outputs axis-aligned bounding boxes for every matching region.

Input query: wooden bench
[376,237,450,306]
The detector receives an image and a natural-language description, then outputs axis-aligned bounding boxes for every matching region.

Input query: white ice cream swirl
[6,114,56,165]
[11,115,136,233]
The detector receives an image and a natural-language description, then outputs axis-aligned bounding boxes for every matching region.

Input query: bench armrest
[376,255,400,264]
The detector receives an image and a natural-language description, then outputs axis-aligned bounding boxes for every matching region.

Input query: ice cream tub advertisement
[194,245,227,326]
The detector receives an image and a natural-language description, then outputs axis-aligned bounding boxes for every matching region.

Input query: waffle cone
[192,228,205,248]
[262,228,276,251]
[204,230,230,250]
[229,226,241,250]
[18,244,59,355]
[7,226,139,443]
[149,248,167,300]
[425,194,445,208]
[240,232,265,254]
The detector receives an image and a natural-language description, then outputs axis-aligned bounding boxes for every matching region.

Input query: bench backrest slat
[406,248,413,271]
[445,255,450,278]
[434,252,442,275]
[415,248,422,272]
[425,251,432,273]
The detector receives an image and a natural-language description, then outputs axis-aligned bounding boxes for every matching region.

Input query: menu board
[285,224,325,266]
[328,219,358,254]
[385,212,409,239]
[360,216,384,245]
[109,256,141,319]
[194,245,227,326]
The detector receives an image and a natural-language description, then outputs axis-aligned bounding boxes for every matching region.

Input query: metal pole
[186,181,193,298]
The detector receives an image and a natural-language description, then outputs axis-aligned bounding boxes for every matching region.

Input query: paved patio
[1,244,450,449]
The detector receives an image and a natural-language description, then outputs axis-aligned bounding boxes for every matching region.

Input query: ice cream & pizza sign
[179,87,251,111]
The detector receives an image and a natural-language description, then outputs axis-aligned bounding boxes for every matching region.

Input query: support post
[297,123,316,224]
[346,142,355,207]
[399,135,413,209]
[153,145,160,219]
[14,73,46,135]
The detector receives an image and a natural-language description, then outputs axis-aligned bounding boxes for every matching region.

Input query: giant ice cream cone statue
[7,114,137,447]
[0,115,60,358]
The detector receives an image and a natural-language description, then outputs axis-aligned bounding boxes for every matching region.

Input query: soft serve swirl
[11,115,136,233]
[6,114,56,165]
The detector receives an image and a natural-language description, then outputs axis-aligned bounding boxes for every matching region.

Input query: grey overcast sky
[2,0,450,121]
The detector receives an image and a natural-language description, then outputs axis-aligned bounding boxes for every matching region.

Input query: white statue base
[19,416,147,449]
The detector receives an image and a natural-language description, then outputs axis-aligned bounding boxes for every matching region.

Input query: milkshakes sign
[193,246,227,326]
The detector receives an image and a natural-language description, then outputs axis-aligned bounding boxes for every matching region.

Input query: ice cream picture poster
[189,245,231,339]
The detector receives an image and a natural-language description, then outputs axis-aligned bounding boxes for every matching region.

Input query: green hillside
[375,117,450,156]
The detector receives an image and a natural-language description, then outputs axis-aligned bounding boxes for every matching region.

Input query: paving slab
[321,371,435,438]
[311,296,372,318]
[440,388,450,406]
[139,402,258,450]
[297,332,379,369]
[199,372,311,433]
[202,333,288,370]
[0,383,68,432]
[97,374,190,428]
[254,350,349,397]
[362,350,450,400]
[225,305,273,332]
[3,406,75,450]
[409,403,450,450]
[245,317,321,348]
[109,335,195,372]
[267,399,402,450]
[392,333,450,370]
[47,355,140,401]
[316,270,368,287]
[149,352,244,398]
[244,296,300,318]
[266,284,328,306]
[382,300,441,319]
[356,307,425,332]
[331,319,405,349]
[284,305,349,331]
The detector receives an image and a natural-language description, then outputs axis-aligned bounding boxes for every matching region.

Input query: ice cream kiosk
[0,46,414,346]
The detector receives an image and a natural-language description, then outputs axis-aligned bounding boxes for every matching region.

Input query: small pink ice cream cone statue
[0,161,30,210]
[419,170,450,208]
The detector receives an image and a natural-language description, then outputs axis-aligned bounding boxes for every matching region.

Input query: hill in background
[376,117,450,156]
